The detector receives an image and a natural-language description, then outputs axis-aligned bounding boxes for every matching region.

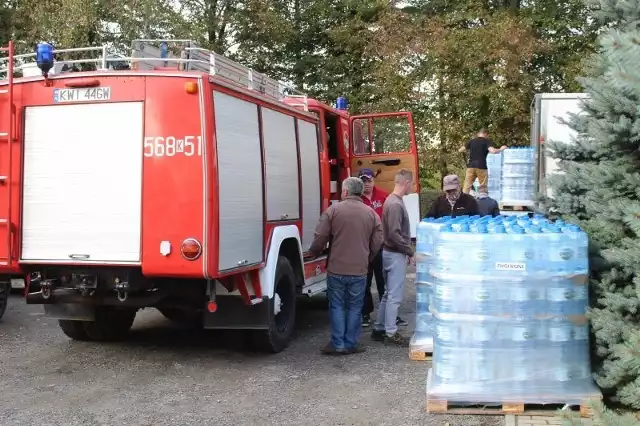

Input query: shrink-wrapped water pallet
[409,219,448,359]
[424,214,601,415]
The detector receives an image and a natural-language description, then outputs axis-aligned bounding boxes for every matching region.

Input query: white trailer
[530,93,588,201]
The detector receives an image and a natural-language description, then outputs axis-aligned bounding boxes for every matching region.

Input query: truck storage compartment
[21,102,144,263]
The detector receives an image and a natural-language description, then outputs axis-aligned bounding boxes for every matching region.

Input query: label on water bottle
[512,326,536,341]
[473,288,491,302]
[495,262,526,271]
[559,247,574,260]
[549,326,572,341]
[436,286,454,299]
[548,287,573,301]
[573,325,589,341]
[474,249,490,261]
[573,286,588,300]
[511,288,529,301]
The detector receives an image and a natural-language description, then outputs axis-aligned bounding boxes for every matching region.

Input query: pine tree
[545,0,640,410]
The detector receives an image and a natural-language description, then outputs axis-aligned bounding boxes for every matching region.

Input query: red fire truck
[0,40,419,351]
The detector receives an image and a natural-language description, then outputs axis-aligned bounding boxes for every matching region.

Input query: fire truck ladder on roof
[0,41,15,267]
[131,39,309,111]
[0,40,310,111]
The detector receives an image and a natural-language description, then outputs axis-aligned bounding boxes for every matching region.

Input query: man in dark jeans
[458,128,507,194]
[358,168,408,328]
[310,177,383,355]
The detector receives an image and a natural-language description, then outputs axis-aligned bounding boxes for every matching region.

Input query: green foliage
[0,0,598,186]
[545,0,640,410]
[561,400,640,426]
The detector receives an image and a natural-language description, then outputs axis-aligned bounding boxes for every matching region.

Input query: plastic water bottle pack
[411,218,454,354]
[486,152,502,201]
[425,214,600,405]
[501,147,535,206]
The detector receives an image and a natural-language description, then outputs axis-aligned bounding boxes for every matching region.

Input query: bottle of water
[415,283,433,339]
[416,219,431,254]
[545,317,576,394]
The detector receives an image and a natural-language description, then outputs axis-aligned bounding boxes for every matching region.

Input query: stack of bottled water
[412,218,454,353]
[486,152,502,201]
[426,214,600,404]
[501,147,535,206]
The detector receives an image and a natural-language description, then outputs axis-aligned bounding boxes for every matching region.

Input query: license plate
[53,87,111,103]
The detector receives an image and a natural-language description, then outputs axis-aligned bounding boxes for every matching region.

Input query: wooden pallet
[426,399,595,417]
[409,348,432,361]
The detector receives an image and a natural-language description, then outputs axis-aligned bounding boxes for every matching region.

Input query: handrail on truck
[0,39,309,111]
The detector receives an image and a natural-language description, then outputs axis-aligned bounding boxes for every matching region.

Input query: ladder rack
[0,40,309,111]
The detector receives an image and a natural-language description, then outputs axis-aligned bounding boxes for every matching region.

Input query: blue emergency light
[336,96,348,111]
[35,42,54,76]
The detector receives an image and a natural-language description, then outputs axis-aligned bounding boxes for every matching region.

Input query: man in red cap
[358,168,408,328]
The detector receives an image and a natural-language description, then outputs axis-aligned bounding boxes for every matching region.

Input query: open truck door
[349,112,420,238]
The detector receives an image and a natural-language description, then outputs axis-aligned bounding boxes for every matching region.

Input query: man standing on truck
[426,175,480,218]
[371,169,415,347]
[358,168,408,328]
[310,177,383,355]
[458,128,507,194]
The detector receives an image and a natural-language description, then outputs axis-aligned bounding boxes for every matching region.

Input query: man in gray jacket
[371,169,414,347]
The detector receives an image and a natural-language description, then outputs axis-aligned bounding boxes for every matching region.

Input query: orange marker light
[185,81,198,94]
[181,238,202,261]
[207,301,218,313]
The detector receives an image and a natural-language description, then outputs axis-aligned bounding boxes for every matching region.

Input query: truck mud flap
[44,303,95,321]
[203,296,270,330]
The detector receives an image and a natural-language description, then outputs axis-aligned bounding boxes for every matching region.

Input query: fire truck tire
[252,255,297,353]
[58,307,137,341]
[0,282,8,320]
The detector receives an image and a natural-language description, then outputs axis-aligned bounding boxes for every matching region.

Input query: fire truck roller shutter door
[261,107,300,221]
[298,120,321,251]
[214,91,264,271]
[22,102,144,262]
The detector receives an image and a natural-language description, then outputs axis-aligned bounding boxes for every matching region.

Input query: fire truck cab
[0,40,419,352]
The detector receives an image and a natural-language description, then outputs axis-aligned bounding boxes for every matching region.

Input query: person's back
[310,177,383,355]
[322,198,381,276]
[459,129,507,194]
[466,136,492,170]
[475,184,501,217]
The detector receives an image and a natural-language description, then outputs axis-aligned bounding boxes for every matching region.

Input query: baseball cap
[358,168,375,180]
[442,174,460,191]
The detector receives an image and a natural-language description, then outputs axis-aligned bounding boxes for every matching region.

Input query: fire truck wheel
[252,255,297,353]
[58,319,91,340]
[0,282,8,320]
[58,307,137,341]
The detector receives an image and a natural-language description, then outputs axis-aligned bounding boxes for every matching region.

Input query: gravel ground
[0,272,505,426]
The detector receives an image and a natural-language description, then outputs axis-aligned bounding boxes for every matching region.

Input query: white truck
[530,93,588,204]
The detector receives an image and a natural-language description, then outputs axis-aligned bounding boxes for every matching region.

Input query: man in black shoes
[371,169,414,347]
